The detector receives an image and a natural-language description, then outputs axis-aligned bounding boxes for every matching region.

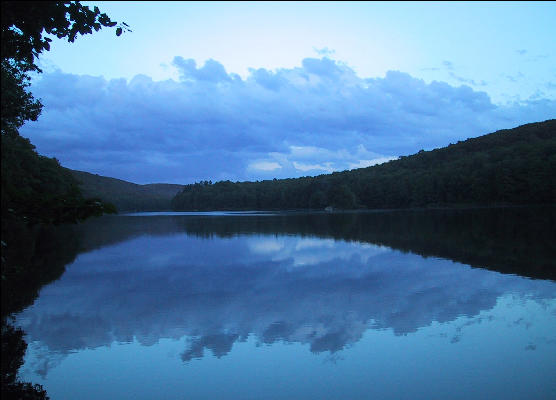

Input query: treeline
[172,120,556,211]
[1,135,116,226]
[70,170,183,212]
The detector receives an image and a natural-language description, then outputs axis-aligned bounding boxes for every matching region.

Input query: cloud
[21,57,556,184]
[248,160,282,172]
[348,156,397,169]
[506,72,525,83]
[248,67,286,91]
[449,72,488,87]
[442,60,454,70]
[301,57,345,79]
[292,161,334,173]
[440,61,489,87]
[314,47,336,57]
[172,57,232,83]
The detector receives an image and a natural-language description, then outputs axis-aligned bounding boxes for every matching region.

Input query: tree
[1,1,130,73]
[1,1,130,136]
[1,323,48,399]
[1,2,128,222]
[1,1,127,224]
[328,184,357,209]
[2,4,126,399]
[172,121,556,211]
[1,60,42,137]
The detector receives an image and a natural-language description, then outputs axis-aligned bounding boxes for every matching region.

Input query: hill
[172,120,556,211]
[69,170,183,212]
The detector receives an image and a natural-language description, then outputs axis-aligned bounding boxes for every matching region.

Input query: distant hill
[172,120,556,211]
[69,170,183,212]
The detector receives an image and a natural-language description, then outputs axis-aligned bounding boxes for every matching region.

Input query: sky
[19,1,556,184]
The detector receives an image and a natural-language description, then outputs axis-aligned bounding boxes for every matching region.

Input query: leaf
[116,27,122,36]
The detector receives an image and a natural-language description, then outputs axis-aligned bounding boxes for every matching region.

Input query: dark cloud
[20,57,556,184]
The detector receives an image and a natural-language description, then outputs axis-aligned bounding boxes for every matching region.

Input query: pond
[12,208,556,399]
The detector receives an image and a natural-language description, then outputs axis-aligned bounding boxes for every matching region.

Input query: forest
[70,170,183,212]
[172,119,556,211]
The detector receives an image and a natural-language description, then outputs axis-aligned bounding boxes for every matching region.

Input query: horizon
[19,1,556,184]
[72,118,554,186]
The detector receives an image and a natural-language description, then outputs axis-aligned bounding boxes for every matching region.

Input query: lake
[12,208,556,399]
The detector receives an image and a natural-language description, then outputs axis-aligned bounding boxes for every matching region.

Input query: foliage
[0,214,82,318]
[1,4,126,398]
[1,1,124,224]
[70,170,183,212]
[0,61,42,137]
[172,120,556,211]
[1,323,48,399]
[1,1,129,74]
[1,1,129,137]
[1,134,116,225]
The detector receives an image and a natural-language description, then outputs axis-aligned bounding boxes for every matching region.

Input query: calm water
[13,209,556,399]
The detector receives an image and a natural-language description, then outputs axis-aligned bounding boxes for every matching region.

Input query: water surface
[14,208,556,399]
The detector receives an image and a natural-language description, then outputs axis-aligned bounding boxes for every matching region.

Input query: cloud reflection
[15,230,555,376]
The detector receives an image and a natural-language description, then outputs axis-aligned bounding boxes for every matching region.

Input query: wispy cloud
[449,72,488,87]
[442,60,454,70]
[314,46,336,57]
[506,72,525,83]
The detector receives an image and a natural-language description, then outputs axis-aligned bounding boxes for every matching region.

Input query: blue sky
[20,1,556,184]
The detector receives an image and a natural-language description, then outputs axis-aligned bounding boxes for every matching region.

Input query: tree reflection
[8,207,556,374]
